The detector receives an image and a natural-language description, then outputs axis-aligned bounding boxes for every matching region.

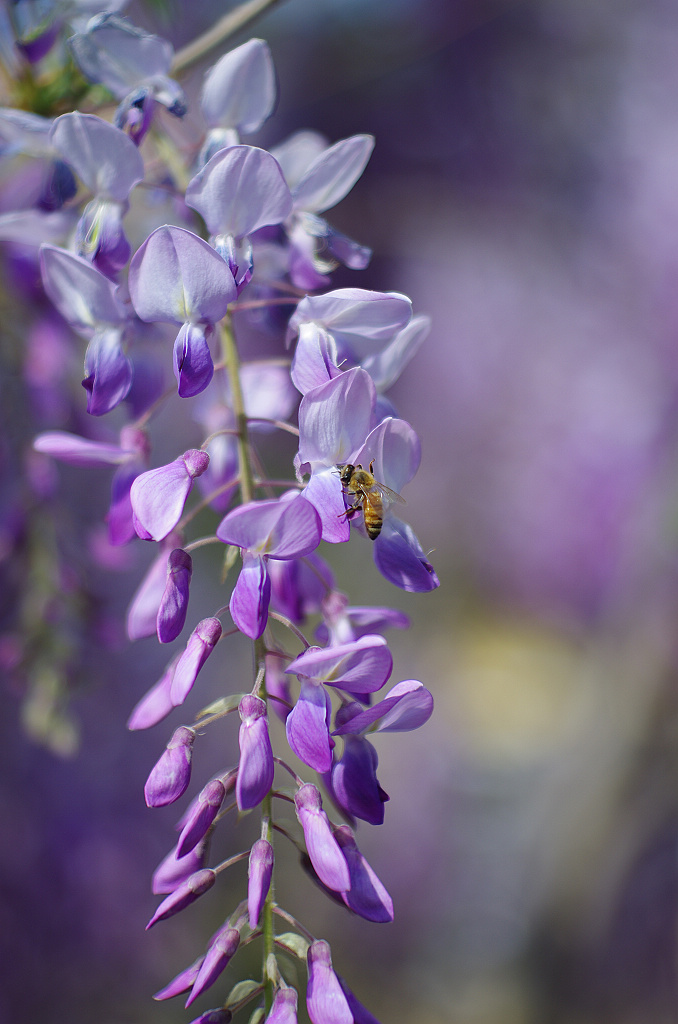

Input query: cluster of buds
[14,7,439,1022]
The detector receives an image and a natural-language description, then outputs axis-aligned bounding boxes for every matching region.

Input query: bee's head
[337,464,355,487]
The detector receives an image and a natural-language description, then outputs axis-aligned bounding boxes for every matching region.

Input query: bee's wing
[373,481,406,506]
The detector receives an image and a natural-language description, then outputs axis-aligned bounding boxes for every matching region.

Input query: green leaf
[275,932,310,960]
[226,979,262,1008]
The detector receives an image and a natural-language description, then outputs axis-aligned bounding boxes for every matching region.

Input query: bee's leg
[368,459,375,474]
[337,500,362,521]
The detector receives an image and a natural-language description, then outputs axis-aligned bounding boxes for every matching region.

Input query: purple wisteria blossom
[146,867,216,929]
[216,494,321,638]
[177,779,225,858]
[157,549,192,643]
[236,695,274,810]
[129,224,237,396]
[200,39,276,162]
[248,838,274,928]
[144,725,195,807]
[130,449,209,541]
[306,940,352,1024]
[170,617,222,706]
[186,925,240,1007]
[294,784,350,894]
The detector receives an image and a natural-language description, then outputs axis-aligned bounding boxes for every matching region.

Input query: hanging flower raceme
[129,224,237,397]
[216,493,322,639]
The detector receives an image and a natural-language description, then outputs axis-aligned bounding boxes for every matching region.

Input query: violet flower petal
[144,726,195,807]
[33,430,132,466]
[373,518,440,593]
[297,367,376,468]
[173,322,214,398]
[334,826,393,923]
[286,635,392,695]
[291,135,374,214]
[127,541,180,640]
[294,784,350,893]
[236,694,274,810]
[290,323,340,395]
[334,679,434,735]
[130,449,209,542]
[170,617,222,706]
[40,244,126,335]
[146,867,216,929]
[154,958,204,1001]
[217,495,321,559]
[288,289,412,350]
[153,839,208,895]
[157,548,192,643]
[177,779,225,859]
[127,655,178,730]
[285,678,333,773]
[306,940,352,1024]
[265,987,298,1024]
[331,736,388,826]
[50,111,144,201]
[361,313,431,392]
[337,978,382,1024]
[185,145,292,239]
[352,417,421,498]
[185,926,240,1006]
[300,468,349,544]
[229,551,270,640]
[82,327,133,415]
[248,838,274,929]
[129,224,237,326]
[200,39,275,134]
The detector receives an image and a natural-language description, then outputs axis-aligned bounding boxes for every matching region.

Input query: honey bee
[337,460,405,540]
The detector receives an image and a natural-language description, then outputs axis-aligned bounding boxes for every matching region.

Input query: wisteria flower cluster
[12,5,439,1021]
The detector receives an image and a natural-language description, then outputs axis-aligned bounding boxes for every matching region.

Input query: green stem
[221,315,275,1012]
[171,0,289,76]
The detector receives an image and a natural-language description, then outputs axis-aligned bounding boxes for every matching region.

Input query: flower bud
[177,779,225,858]
[153,839,208,895]
[266,987,298,1024]
[131,449,209,542]
[144,726,195,807]
[236,695,274,810]
[189,1011,232,1024]
[248,838,274,928]
[294,784,349,894]
[306,940,352,1024]
[157,548,193,643]
[186,925,240,1006]
[170,617,222,706]
[154,958,203,1001]
[146,868,216,929]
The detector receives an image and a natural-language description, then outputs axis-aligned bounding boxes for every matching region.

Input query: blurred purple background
[5,1,678,1022]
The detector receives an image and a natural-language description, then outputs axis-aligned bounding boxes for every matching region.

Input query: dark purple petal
[248,838,274,929]
[373,518,440,593]
[333,826,393,923]
[144,726,195,807]
[306,940,352,1024]
[229,551,270,640]
[173,322,214,398]
[170,617,222,705]
[286,636,392,694]
[157,549,192,643]
[146,868,216,929]
[285,678,333,773]
[177,779,225,858]
[236,695,274,810]
[82,328,133,415]
[129,224,236,326]
[330,736,388,826]
[294,784,350,893]
[185,926,240,1006]
[337,978,382,1024]
[189,1010,232,1024]
[127,655,178,730]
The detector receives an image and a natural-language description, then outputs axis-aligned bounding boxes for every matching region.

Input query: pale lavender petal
[144,726,195,807]
[50,111,144,200]
[272,129,329,189]
[173,322,214,398]
[185,145,292,239]
[361,314,431,392]
[157,549,192,643]
[185,926,240,1006]
[200,39,275,134]
[306,940,352,1024]
[291,135,374,214]
[373,518,440,593]
[333,679,433,735]
[131,450,209,542]
[0,107,53,155]
[40,244,126,336]
[126,655,178,730]
[288,289,411,348]
[301,468,349,544]
[353,417,421,497]
[315,603,409,646]
[69,14,176,100]
[127,542,180,640]
[33,430,131,466]
[170,617,222,705]
[334,827,393,923]
[236,695,274,810]
[297,367,376,468]
[229,550,270,640]
[248,838,274,929]
[285,678,333,773]
[290,323,340,395]
[146,868,216,929]
[217,495,321,559]
[294,784,350,893]
[129,224,236,326]
[286,636,392,694]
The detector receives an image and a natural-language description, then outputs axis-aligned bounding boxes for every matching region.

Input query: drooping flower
[170,617,223,706]
[294,784,350,894]
[185,925,240,1006]
[144,725,195,807]
[157,548,193,643]
[146,867,216,929]
[332,826,393,923]
[247,838,274,928]
[236,695,274,810]
[130,449,209,541]
[177,779,225,858]
[306,940,352,1024]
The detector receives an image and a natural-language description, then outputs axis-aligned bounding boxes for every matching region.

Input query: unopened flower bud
[294,784,350,894]
[157,548,193,643]
[146,867,216,929]
[266,987,298,1024]
[248,838,274,928]
[306,940,352,1024]
[177,779,225,858]
[186,925,240,1006]
[154,958,203,1001]
[236,694,274,810]
[170,617,222,706]
[144,726,195,807]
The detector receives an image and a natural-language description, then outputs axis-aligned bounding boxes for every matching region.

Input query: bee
[337,460,405,540]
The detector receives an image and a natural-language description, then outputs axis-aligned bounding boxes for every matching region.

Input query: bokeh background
[5,0,678,1021]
